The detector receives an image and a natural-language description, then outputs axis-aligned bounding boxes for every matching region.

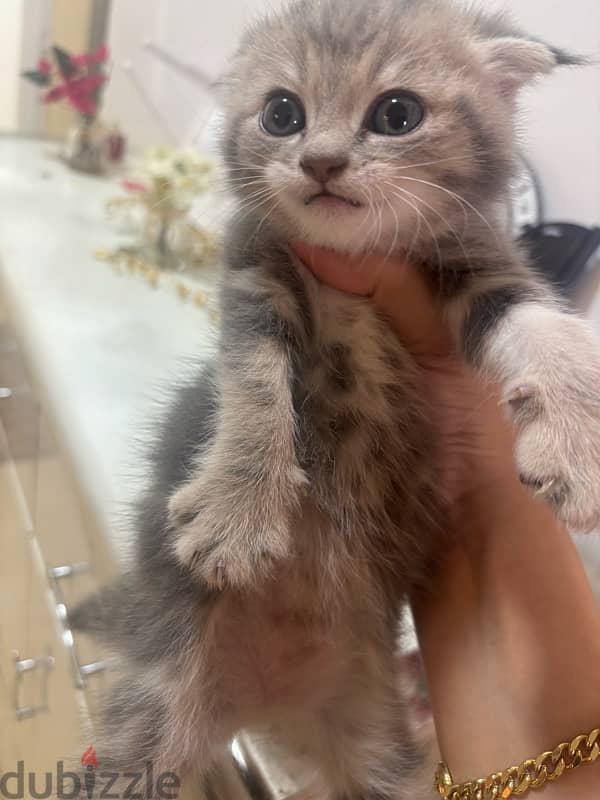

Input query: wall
[46,0,96,138]
[0,0,26,133]
[103,0,272,153]
[103,0,600,224]
[483,0,600,226]
[18,0,51,136]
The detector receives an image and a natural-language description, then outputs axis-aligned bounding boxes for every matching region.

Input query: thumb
[291,242,449,356]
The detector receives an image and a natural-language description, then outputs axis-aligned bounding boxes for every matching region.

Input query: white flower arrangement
[132,145,214,211]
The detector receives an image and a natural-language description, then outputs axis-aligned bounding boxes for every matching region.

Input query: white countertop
[0,137,219,559]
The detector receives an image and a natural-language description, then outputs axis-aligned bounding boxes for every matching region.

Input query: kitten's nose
[300,155,349,183]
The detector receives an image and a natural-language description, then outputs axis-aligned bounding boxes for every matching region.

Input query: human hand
[290,242,519,514]
[292,243,600,798]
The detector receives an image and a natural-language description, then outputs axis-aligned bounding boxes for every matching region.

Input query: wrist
[414,484,600,781]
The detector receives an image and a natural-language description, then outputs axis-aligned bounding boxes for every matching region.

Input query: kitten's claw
[169,478,292,591]
[504,384,542,426]
[215,560,226,590]
[186,551,226,591]
[506,384,535,412]
[189,550,203,572]
[520,473,569,509]
[507,376,600,529]
[533,477,558,499]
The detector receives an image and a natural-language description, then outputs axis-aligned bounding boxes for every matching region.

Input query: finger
[291,241,387,297]
[370,255,450,357]
[291,242,450,356]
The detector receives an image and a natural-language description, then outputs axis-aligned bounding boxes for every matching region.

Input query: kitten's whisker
[396,176,498,242]
[348,185,377,247]
[373,185,386,255]
[384,155,474,171]
[389,189,443,274]
[235,190,280,222]
[238,197,276,216]
[361,186,378,239]
[228,180,272,193]
[249,188,287,256]
[383,172,469,232]
[391,185,464,297]
[388,182,472,271]
[238,187,279,207]
[380,189,401,263]
[406,204,422,262]
[226,175,270,185]
[255,186,286,233]
[362,185,381,258]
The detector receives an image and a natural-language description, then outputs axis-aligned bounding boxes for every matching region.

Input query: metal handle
[12,649,55,721]
[0,385,31,399]
[48,564,107,689]
[209,734,310,800]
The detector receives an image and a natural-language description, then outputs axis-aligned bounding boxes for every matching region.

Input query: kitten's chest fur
[280,264,441,581]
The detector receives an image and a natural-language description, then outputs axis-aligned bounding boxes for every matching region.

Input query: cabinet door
[0,426,87,785]
[0,628,20,772]
[0,318,39,526]
[34,412,114,710]
[34,412,113,578]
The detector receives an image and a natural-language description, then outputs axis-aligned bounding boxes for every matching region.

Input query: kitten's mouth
[305,190,362,209]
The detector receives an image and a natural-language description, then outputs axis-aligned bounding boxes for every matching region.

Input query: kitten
[73,1,600,798]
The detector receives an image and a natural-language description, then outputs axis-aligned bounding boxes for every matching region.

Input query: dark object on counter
[520,223,600,298]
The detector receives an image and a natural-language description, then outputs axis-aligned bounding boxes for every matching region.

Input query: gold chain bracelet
[436,727,600,799]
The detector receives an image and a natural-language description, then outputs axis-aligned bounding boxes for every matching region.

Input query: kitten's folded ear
[475,36,587,96]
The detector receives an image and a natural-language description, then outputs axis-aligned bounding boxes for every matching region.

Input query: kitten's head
[221,0,579,254]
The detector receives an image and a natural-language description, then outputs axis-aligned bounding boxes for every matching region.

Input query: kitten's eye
[261,93,306,137]
[368,92,424,136]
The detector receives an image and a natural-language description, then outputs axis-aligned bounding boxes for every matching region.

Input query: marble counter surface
[0,137,219,560]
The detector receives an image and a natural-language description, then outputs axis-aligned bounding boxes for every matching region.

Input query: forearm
[414,478,600,796]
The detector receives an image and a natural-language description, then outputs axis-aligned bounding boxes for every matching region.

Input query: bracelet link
[436,727,600,800]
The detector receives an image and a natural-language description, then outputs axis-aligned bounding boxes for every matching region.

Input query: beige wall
[0,0,26,133]
[45,0,95,138]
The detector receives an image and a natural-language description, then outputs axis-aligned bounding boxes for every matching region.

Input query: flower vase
[64,118,107,175]
[142,210,182,271]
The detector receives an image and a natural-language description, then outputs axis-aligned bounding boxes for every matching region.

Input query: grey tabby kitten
[74,1,600,798]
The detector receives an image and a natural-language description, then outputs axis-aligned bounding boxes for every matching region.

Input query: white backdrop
[103,0,600,225]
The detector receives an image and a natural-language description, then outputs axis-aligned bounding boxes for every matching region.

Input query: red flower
[37,57,52,75]
[71,44,109,68]
[43,73,107,116]
[122,178,149,194]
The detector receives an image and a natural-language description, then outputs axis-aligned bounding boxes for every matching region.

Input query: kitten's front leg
[462,290,600,531]
[168,286,306,591]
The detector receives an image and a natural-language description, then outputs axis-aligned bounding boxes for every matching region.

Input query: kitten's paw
[508,381,600,531]
[168,479,292,590]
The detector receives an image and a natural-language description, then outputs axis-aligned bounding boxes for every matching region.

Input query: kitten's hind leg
[306,673,433,800]
[85,673,228,799]
[82,678,186,798]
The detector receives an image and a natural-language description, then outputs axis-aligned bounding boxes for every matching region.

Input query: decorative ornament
[22,44,117,174]
[100,146,220,310]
